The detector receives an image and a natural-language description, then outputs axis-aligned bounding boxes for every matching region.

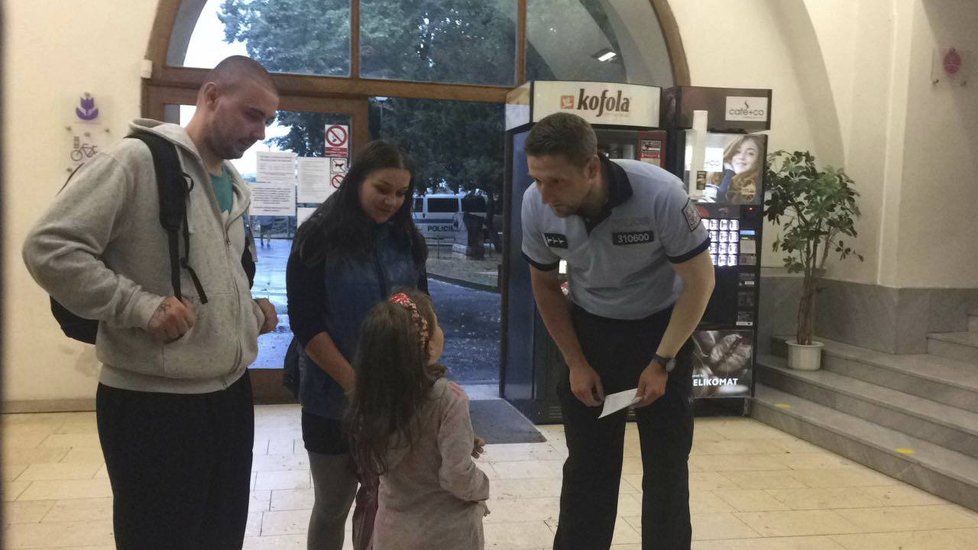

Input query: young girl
[348,290,490,550]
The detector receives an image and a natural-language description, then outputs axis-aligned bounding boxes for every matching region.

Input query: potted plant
[764,151,863,370]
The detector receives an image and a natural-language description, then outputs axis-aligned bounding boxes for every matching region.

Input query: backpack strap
[127,132,208,304]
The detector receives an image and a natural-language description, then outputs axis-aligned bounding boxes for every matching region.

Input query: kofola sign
[563,89,631,118]
[532,81,660,127]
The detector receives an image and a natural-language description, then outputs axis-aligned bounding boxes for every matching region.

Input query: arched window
[148,0,687,117]
[145,0,688,399]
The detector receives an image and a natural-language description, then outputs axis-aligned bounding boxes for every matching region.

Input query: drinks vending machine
[500,82,773,422]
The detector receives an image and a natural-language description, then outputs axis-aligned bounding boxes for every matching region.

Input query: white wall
[3,0,159,406]
[799,0,894,285]
[895,0,978,288]
[668,0,821,274]
[674,0,978,289]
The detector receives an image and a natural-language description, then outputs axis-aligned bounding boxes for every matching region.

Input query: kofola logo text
[561,89,631,117]
[725,96,768,122]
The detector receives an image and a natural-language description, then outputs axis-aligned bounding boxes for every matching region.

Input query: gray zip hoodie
[23,119,265,394]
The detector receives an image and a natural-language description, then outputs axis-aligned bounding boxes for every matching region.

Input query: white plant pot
[786,340,824,370]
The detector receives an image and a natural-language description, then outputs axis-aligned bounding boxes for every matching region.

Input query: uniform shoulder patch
[682,199,702,232]
[544,233,569,249]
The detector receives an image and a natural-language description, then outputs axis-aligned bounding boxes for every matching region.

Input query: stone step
[928,332,978,364]
[969,313,978,333]
[810,337,978,415]
[752,384,978,512]
[756,355,978,459]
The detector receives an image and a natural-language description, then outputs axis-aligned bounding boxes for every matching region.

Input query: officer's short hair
[525,113,597,168]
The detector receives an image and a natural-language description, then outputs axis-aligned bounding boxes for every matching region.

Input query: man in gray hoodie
[23,56,280,549]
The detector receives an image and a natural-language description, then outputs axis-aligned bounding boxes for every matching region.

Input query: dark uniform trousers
[554,305,694,550]
[96,372,255,550]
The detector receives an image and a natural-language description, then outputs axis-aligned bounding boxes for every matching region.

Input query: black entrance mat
[469,399,547,444]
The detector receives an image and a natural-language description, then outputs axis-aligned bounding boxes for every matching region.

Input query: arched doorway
[144,0,688,402]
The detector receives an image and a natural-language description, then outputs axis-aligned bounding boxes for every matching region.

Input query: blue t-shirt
[210,168,234,213]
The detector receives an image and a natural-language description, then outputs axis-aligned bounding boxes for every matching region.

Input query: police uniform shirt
[521,156,710,320]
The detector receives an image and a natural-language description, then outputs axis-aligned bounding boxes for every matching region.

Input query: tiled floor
[4,405,978,549]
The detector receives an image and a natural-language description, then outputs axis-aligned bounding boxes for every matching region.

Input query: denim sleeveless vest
[298,224,421,419]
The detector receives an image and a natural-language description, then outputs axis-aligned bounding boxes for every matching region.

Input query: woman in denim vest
[286,140,427,550]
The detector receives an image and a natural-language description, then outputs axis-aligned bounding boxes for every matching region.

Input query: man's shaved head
[201,55,277,98]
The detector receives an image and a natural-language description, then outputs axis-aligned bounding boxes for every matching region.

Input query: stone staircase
[751,311,978,512]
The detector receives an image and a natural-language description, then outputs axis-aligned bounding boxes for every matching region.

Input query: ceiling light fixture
[593,48,617,62]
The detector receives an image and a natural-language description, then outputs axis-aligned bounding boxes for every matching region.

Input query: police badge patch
[544,233,569,249]
[682,200,701,232]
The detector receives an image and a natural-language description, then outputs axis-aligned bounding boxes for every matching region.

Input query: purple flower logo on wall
[76,93,99,121]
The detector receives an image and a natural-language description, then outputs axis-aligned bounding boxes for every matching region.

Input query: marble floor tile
[4,520,115,548]
[15,462,103,482]
[547,516,641,545]
[261,509,311,536]
[3,500,56,525]
[58,448,105,464]
[490,459,563,479]
[3,447,71,466]
[484,520,554,548]
[721,469,810,490]
[689,511,761,540]
[39,434,101,449]
[17,479,113,501]
[251,453,310,473]
[692,536,846,549]
[832,504,978,532]
[831,528,978,549]
[249,490,272,513]
[269,488,314,511]
[4,407,977,550]
[734,509,862,537]
[242,534,307,550]
[690,490,738,514]
[3,480,32,502]
[859,484,948,507]
[41,497,113,523]
[484,496,560,523]
[713,488,792,512]
[789,467,901,489]
[254,470,311,491]
[765,487,886,510]
[3,463,30,482]
[689,453,788,472]
[266,439,297,456]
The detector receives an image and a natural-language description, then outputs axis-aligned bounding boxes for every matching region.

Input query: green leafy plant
[764,151,863,346]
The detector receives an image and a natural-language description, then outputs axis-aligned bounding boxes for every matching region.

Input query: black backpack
[51,131,210,344]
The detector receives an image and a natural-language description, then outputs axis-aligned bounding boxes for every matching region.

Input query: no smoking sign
[324,124,349,157]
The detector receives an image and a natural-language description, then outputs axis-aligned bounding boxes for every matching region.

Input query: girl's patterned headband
[389,292,430,357]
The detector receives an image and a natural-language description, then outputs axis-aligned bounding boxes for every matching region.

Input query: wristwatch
[653,353,676,373]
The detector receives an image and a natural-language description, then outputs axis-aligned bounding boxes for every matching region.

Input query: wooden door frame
[143,0,690,404]
[143,0,689,110]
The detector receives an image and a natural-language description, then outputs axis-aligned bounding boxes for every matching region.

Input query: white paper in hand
[599,388,641,418]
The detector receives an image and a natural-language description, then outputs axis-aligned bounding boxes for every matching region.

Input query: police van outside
[412,192,488,242]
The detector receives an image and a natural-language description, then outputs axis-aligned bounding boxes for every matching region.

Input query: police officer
[521,113,715,549]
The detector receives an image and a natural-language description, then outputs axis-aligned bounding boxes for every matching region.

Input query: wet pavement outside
[249,239,502,385]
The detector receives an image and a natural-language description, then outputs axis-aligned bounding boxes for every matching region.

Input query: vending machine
[500,80,668,423]
[662,86,773,407]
